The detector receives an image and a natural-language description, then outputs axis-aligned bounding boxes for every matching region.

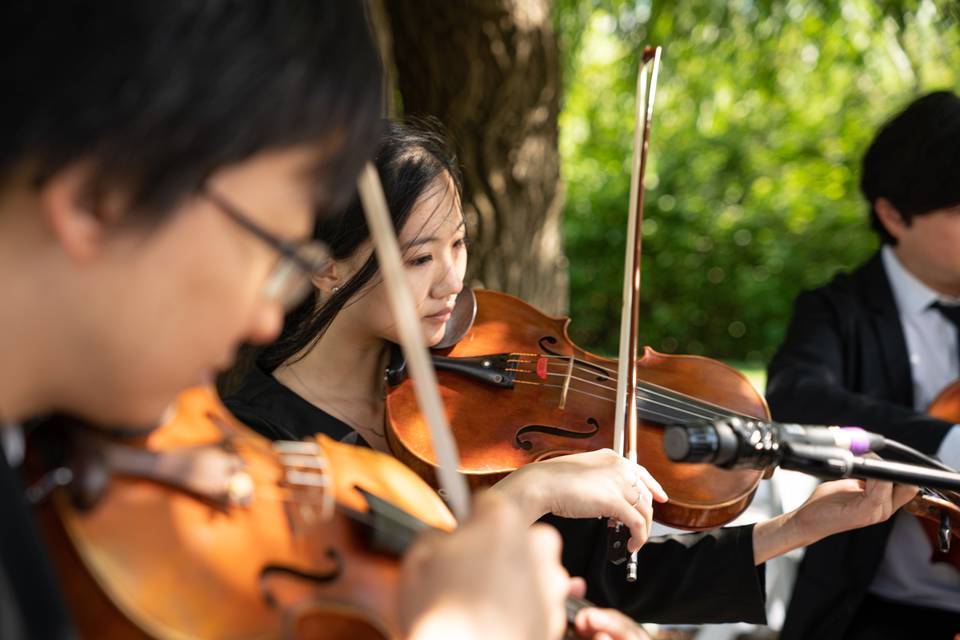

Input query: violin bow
[610,46,662,582]
[357,164,472,521]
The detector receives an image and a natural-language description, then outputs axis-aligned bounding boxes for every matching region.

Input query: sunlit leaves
[555,0,960,363]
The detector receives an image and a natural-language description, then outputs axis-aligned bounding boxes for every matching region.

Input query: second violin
[385,288,769,531]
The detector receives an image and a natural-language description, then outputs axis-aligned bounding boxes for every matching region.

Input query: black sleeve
[766,290,952,454]
[546,516,767,624]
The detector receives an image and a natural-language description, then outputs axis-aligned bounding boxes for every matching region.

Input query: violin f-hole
[259,550,343,609]
[514,418,602,451]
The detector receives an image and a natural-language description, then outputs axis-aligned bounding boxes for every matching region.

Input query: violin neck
[345,488,599,627]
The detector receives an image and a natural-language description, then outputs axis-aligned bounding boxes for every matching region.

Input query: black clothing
[0,448,74,640]
[767,252,960,639]
[844,595,959,640]
[547,515,765,624]
[768,254,954,453]
[227,363,768,624]
[223,362,361,444]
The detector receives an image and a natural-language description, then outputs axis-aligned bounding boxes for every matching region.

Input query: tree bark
[382,0,568,314]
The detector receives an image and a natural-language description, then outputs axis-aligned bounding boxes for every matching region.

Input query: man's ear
[874,197,909,242]
[38,163,123,263]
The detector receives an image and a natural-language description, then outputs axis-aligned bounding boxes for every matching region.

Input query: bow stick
[357,164,471,521]
[610,46,661,582]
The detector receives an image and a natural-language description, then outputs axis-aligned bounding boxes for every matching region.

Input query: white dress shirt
[0,422,24,467]
[867,247,960,611]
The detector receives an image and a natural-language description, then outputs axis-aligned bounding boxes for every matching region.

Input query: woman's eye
[454,236,471,249]
[407,254,433,267]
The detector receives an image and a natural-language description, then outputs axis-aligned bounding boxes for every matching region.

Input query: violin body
[911,379,960,568]
[929,379,960,424]
[35,387,455,639]
[386,289,768,530]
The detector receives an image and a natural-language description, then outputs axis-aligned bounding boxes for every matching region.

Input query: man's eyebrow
[400,219,466,250]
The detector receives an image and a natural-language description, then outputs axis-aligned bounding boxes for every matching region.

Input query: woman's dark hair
[1,0,383,219]
[257,118,463,373]
[861,90,960,244]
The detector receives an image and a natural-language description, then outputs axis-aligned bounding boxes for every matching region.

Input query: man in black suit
[767,91,960,639]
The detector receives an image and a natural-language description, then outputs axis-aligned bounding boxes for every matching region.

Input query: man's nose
[244,300,284,345]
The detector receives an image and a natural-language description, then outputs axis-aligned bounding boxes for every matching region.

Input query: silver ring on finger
[633,493,643,508]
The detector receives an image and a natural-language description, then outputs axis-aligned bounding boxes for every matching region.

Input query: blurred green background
[555,0,960,375]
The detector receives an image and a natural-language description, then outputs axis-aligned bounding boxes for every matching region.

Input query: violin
[905,379,960,569]
[30,386,456,639]
[385,288,768,531]
[32,386,597,639]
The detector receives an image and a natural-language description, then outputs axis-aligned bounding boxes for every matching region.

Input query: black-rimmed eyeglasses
[202,187,329,310]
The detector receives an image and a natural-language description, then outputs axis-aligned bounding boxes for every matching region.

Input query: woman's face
[338,171,467,347]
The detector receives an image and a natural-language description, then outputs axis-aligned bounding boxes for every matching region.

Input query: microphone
[663,417,886,469]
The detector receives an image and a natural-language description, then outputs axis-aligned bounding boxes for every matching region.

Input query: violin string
[531,354,753,419]
[508,354,734,416]
[517,368,727,422]
[555,366,736,420]
[507,354,748,421]
[513,379,721,426]
[226,436,342,513]
[548,358,746,420]
[510,364,712,422]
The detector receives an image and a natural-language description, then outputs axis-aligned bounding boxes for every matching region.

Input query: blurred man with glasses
[0,2,574,639]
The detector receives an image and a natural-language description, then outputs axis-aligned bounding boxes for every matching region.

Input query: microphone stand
[775,444,960,554]
[780,443,960,492]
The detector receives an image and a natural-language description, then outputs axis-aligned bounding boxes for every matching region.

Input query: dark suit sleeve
[766,289,953,454]
[546,516,767,624]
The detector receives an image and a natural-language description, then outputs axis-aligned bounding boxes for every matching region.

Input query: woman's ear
[312,259,344,295]
[39,162,124,263]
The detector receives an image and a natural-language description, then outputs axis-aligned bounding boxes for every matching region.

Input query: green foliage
[555,0,960,363]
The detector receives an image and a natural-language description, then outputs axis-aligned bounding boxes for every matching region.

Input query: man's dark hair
[1,0,383,219]
[861,90,960,244]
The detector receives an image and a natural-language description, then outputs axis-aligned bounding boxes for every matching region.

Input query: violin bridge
[273,441,335,532]
[558,355,575,410]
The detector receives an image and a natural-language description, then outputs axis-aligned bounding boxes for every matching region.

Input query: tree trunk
[382,0,568,314]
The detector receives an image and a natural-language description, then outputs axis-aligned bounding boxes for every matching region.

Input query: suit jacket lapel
[860,252,914,408]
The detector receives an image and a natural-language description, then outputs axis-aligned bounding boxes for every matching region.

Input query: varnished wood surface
[387,289,768,531]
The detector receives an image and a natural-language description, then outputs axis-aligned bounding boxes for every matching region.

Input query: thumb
[891,483,919,509]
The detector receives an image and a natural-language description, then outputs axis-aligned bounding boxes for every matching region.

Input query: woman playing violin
[225,119,918,629]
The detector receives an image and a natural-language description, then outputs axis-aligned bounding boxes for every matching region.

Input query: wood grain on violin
[386,289,769,531]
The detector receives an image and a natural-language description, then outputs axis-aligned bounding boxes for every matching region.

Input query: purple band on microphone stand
[841,427,871,455]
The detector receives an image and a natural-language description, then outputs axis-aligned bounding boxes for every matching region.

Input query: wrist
[490,466,547,525]
[752,508,811,565]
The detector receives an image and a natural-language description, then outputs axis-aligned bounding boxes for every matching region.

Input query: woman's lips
[424,309,453,323]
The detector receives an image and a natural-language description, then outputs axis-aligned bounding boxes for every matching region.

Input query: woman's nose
[434,260,463,299]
